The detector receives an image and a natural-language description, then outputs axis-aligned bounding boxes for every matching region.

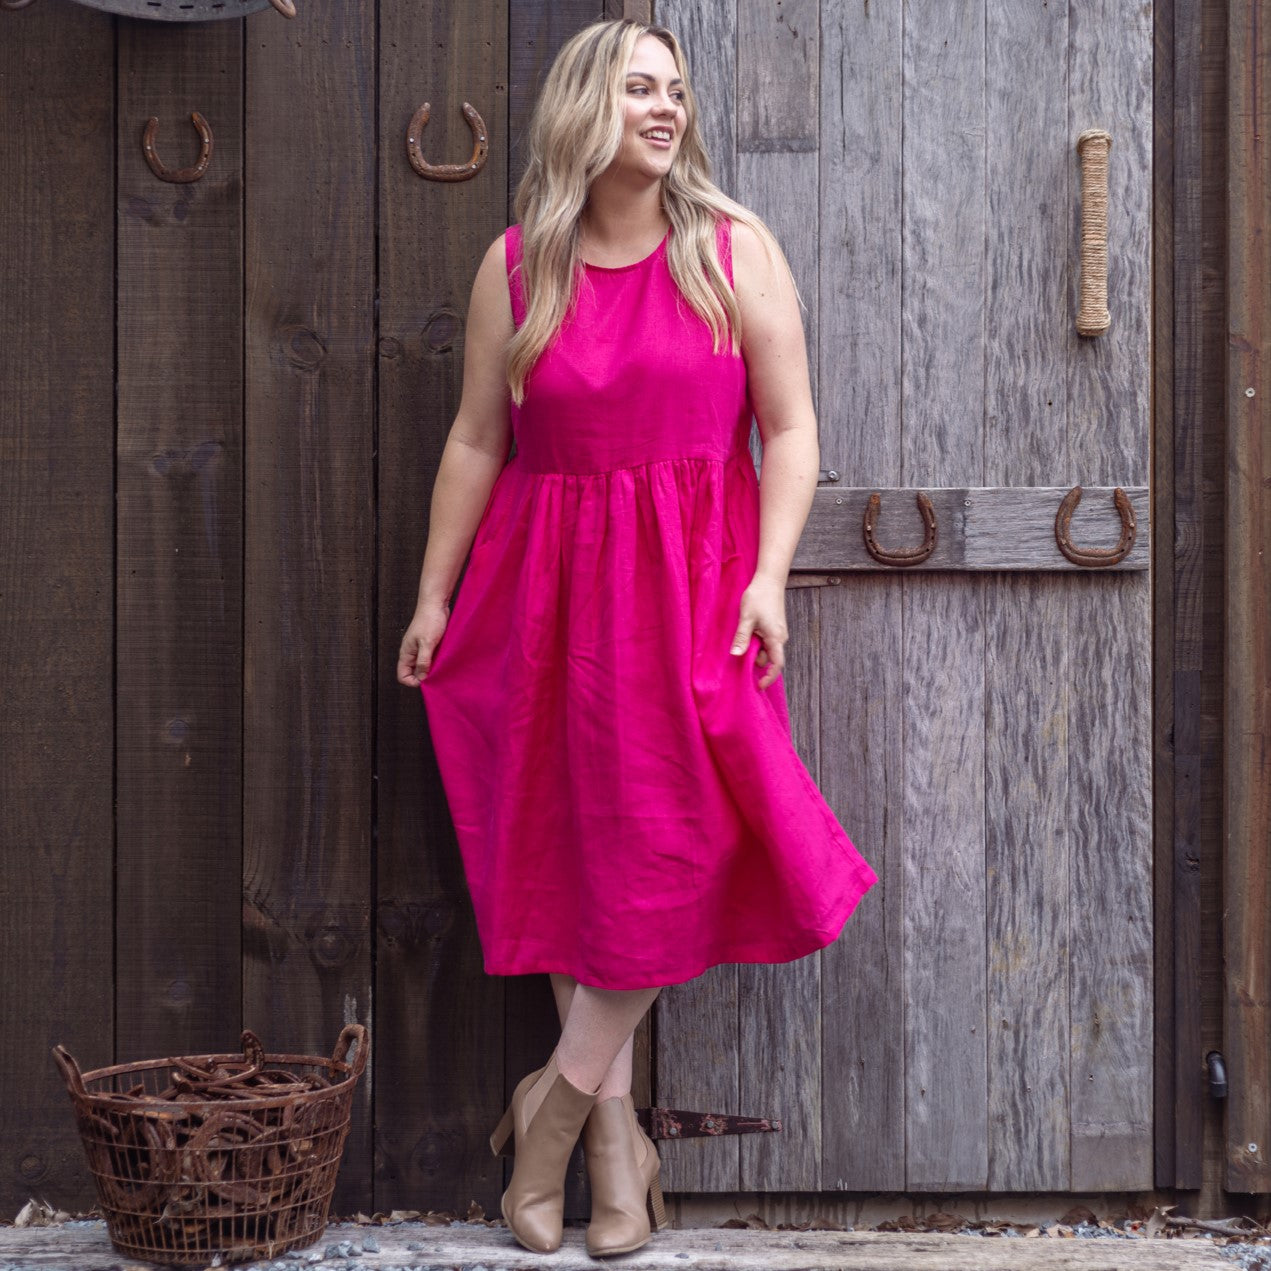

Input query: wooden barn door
[654,0,1154,1194]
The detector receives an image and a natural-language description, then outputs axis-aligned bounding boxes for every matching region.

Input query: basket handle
[52,1045,87,1098]
[332,1024,369,1078]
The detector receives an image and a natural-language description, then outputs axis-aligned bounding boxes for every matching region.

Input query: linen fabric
[419,218,878,989]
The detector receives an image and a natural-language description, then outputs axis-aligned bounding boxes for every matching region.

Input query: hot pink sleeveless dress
[420,218,878,989]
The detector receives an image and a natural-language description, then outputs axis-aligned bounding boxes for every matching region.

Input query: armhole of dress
[716,216,735,290]
[505,224,527,330]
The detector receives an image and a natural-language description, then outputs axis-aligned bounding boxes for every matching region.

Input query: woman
[397,18,878,1259]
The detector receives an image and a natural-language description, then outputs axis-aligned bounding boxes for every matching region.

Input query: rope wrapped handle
[1075,128,1112,337]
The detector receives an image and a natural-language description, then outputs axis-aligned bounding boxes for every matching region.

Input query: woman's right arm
[397,233,515,688]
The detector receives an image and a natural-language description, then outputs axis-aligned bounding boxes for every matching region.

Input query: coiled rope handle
[1075,128,1112,336]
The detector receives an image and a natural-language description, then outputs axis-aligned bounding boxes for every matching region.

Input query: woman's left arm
[728,219,819,689]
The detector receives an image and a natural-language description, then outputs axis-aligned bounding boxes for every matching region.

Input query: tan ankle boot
[581,1092,667,1257]
[488,1050,600,1253]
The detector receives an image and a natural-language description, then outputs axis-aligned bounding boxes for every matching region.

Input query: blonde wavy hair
[507,18,790,404]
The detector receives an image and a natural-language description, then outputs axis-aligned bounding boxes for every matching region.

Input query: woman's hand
[397,601,451,688]
[730,573,788,690]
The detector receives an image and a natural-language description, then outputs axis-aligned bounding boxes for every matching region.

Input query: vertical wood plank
[658,0,738,199]
[376,0,510,1214]
[509,1,601,214]
[0,3,115,1215]
[1222,0,1271,1195]
[901,0,989,1191]
[1066,0,1155,1192]
[735,0,819,1194]
[736,0,816,153]
[819,580,904,1191]
[244,0,375,1212]
[739,587,820,1191]
[817,0,905,1194]
[115,23,243,1067]
[653,0,742,1199]
[982,0,1070,1192]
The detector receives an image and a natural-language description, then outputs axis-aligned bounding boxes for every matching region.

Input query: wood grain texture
[0,2,115,1216]
[658,0,737,199]
[739,586,821,1191]
[375,0,510,1215]
[984,575,1070,1191]
[819,579,904,1191]
[243,0,375,1212]
[1223,0,1271,1195]
[818,0,901,489]
[657,965,740,1191]
[900,0,989,1192]
[114,22,243,1067]
[902,575,989,1190]
[981,0,1069,1194]
[737,0,817,152]
[508,0,599,214]
[1066,0,1155,1194]
[795,486,1150,571]
[815,1,905,1194]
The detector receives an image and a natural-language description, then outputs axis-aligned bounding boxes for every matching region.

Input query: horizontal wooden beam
[792,485,1150,572]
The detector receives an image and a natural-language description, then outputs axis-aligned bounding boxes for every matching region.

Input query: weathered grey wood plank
[376,0,510,1217]
[657,0,737,199]
[0,1220,1239,1271]
[657,965,740,1192]
[901,0,989,1192]
[0,1,115,1215]
[981,0,1071,1194]
[736,0,817,153]
[984,575,1071,1191]
[739,586,820,1191]
[819,579,904,1191]
[816,0,906,1196]
[794,486,1149,571]
[1066,0,1155,1193]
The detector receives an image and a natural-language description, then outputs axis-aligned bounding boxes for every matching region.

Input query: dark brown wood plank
[243,0,375,1213]
[375,0,510,1215]
[508,0,601,215]
[114,21,243,1067]
[1223,0,1271,1194]
[0,2,115,1215]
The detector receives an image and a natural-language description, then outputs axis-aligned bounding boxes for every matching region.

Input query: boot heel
[646,1173,668,1230]
[489,1103,514,1157]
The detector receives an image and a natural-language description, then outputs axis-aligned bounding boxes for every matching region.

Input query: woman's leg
[547,973,659,1098]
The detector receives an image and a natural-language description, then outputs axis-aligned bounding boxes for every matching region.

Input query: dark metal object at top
[41,0,295,20]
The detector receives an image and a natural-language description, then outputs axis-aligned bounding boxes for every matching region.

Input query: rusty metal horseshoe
[1054,484,1136,567]
[407,101,489,182]
[863,490,937,567]
[143,111,213,184]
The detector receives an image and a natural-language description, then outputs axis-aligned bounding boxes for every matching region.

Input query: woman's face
[611,34,687,181]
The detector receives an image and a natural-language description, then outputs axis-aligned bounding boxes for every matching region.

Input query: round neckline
[581,225,672,273]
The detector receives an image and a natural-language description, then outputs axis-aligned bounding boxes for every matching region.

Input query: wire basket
[53,1025,368,1266]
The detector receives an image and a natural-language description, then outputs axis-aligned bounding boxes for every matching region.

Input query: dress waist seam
[511,447,753,478]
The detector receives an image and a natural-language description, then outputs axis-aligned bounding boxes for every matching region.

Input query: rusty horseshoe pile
[53,1025,368,1266]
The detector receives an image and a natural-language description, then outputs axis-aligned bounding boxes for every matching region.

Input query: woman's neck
[578,176,668,254]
